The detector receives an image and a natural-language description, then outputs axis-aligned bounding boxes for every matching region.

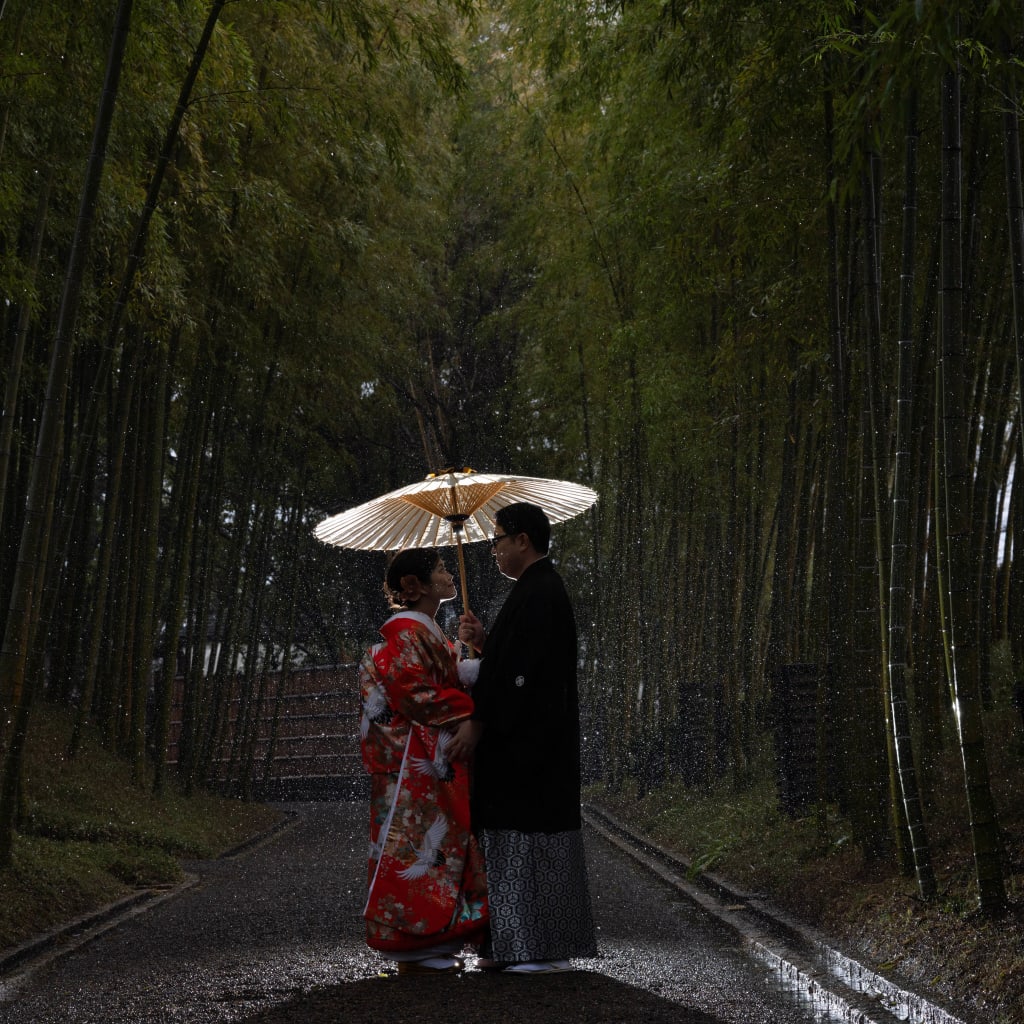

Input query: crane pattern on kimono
[398,815,449,879]
[368,834,383,862]
[410,729,455,782]
[360,683,393,738]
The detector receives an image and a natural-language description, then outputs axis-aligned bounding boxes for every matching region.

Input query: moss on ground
[0,705,282,952]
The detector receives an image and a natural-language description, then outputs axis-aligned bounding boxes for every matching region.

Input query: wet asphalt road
[0,803,822,1024]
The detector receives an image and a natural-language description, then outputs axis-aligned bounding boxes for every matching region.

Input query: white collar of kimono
[384,610,447,646]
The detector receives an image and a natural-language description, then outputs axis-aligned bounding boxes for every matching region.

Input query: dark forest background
[3,0,1024,915]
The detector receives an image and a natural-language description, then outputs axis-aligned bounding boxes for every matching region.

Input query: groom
[452,501,596,974]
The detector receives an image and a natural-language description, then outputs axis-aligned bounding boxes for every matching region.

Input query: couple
[357,502,597,975]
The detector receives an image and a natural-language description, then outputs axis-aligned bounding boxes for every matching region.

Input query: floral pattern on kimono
[359,612,488,951]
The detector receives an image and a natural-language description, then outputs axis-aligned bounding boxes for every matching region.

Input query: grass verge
[0,704,283,953]
[587,764,1024,1024]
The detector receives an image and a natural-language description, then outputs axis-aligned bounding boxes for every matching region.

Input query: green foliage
[4,0,1024,918]
[590,770,836,891]
[0,706,280,950]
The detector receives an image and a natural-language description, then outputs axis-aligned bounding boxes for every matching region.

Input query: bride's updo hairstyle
[383,548,440,609]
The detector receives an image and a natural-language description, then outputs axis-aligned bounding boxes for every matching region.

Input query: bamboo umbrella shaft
[452,526,477,658]
[454,528,470,614]
[444,485,473,617]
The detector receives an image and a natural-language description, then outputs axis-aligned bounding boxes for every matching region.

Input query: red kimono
[359,611,488,952]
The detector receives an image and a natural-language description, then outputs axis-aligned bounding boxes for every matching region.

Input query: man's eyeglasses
[490,532,512,549]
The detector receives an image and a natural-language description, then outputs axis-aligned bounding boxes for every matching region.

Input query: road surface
[0,802,829,1024]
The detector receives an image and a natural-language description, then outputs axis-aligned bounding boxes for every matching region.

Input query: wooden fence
[165,664,367,801]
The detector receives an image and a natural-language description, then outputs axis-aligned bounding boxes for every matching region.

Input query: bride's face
[429,560,457,603]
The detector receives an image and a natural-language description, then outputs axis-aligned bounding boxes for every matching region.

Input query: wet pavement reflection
[0,802,830,1024]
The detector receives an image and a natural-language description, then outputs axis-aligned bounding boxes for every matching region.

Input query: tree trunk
[180,392,227,794]
[908,227,943,808]
[69,349,138,757]
[939,64,1006,916]
[51,0,230,629]
[1005,38,1024,486]
[861,130,913,874]
[262,483,307,789]
[129,342,168,782]
[822,69,851,820]
[0,0,135,867]
[152,342,209,794]
[117,383,144,755]
[888,88,936,899]
[851,400,892,861]
[0,173,53,542]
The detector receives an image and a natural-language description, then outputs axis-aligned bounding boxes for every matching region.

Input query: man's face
[490,528,527,580]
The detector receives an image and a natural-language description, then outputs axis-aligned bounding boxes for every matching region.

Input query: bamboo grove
[2,0,1024,916]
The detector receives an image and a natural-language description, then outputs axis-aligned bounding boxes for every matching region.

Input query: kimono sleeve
[380,626,474,728]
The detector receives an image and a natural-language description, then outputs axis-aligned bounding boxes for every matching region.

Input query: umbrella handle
[454,530,478,659]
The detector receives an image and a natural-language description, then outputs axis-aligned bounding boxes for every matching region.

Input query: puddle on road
[756,942,969,1024]
[761,954,866,1023]
[820,947,967,1024]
